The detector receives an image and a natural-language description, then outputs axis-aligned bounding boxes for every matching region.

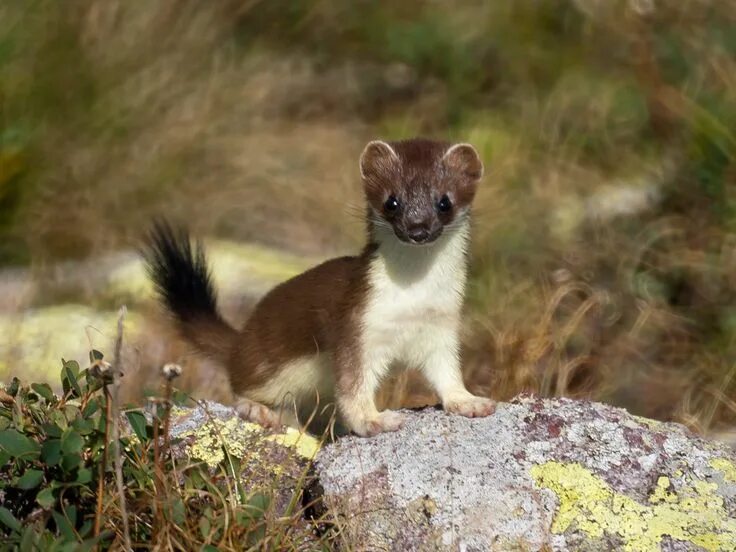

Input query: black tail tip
[141,219,218,322]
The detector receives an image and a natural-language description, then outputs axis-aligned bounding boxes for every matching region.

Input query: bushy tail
[142,220,237,364]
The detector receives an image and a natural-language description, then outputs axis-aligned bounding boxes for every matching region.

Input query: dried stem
[94,385,112,540]
[162,378,173,456]
[110,306,132,551]
[152,403,162,543]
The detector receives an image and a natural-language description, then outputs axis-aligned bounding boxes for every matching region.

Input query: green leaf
[0,506,21,532]
[20,524,36,551]
[42,439,62,465]
[0,429,41,458]
[61,360,82,398]
[61,429,83,455]
[76,468,92,484]
[126,411,148,442]
[71,418,95,435]
[82,399,100,418]
[37,533,54,550]
[66,505,77,527]
[77,532,113,551]
[37,487,56,508]
[50,409,68,431]
[243,493,270,521]
[172,389,189,406]
[42,422,63,439]
[7,377,20,397]
[17,469,44,489]
[63,404,81,422]
[31,383,55,402]
[61,452,82,472]
[52,511,76,541]
[199,516,210,539]
[78,519,92,539]
[97,409,108,434]
[171,498,185,525]
[89,350,104,363]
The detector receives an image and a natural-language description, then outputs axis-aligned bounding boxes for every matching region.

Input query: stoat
[143,138,496,436]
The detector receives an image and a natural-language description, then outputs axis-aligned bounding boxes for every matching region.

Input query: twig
[110,306,132,551]
[94,385,112,540]
[153,363,181,541]
[152,400,162,543]
[161,363,181,457]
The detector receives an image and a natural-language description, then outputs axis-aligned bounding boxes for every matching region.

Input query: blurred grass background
[0,0,734,435]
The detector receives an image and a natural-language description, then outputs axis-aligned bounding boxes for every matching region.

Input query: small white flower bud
[162,363,183,380]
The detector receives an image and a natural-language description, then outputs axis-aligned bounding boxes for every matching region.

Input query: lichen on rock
[314,397,736,551]
[168,402,321,468]
[531,461,736,551]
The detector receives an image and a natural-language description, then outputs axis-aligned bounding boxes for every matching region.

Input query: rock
[164,401,323,546]
[314,396,736,551]
[167,400,321,468]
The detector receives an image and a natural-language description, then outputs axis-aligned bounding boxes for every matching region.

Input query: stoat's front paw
[352,410,406,437]
[444,395,496,418]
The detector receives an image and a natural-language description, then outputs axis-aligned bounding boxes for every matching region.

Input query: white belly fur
[361,222,469,380]
[247,353,335,409]
[246,222,468,411]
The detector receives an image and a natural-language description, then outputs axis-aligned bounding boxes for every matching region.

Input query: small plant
[0,353,329,550]
[0,356,115,549]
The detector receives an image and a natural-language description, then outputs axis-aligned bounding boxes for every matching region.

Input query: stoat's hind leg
[234,396,284,429]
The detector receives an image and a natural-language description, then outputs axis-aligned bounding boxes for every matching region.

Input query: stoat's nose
[407,227,431,243]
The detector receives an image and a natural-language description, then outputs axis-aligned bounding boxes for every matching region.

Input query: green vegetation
[0,2,734,432]
[0,353,326,550]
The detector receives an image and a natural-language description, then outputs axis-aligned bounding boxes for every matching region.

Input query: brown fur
[228,253,371,395]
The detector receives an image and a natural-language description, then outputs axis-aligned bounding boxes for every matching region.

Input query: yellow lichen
[266,427,320,459]
[176,411,320,467]
[632,415,661,429]
[649,476,677,504]
[531,461,736,552]
[710,458,736,483]
[179,416,260,467]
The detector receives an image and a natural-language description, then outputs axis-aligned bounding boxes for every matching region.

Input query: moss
[531,461,736,551]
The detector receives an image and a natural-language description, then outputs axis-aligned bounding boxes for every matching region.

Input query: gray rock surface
[315,396,736,551]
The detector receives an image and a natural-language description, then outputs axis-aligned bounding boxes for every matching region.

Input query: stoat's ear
[443,143,483,181]
[359,140,399,180]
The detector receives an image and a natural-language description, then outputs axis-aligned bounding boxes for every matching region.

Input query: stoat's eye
[437,194,452,213]
[384,195,400,212]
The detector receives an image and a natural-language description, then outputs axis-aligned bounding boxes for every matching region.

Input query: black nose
[407,227,430,243]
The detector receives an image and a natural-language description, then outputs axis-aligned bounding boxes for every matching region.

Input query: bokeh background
[1,1,734,438]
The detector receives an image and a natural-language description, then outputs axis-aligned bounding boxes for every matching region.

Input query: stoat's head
[359,137,483,245]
